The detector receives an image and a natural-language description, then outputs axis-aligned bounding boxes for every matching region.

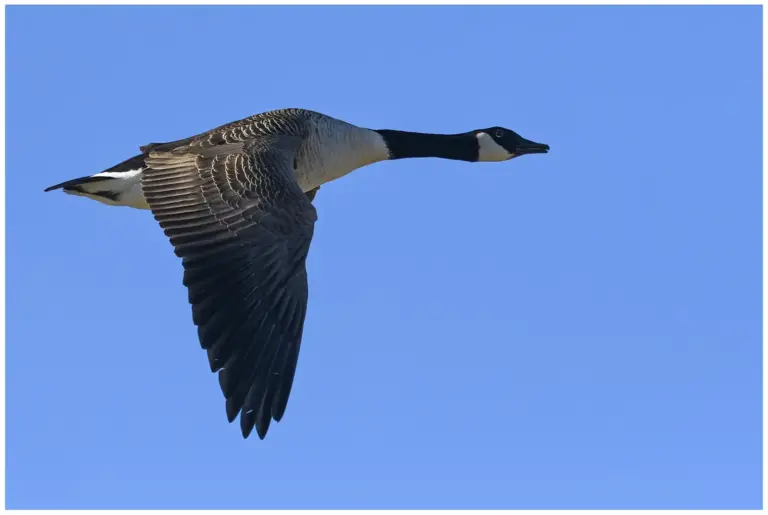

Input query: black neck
[374,130,479,162]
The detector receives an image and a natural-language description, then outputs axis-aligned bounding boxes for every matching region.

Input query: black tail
[44,174,122,202]
[44,175,113,193]
[44,153,147,193]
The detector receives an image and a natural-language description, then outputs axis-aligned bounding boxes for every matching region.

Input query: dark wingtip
[255,414,271,440]
[241,417,255,439]
[225,397,240,423]
[255,423,268,440]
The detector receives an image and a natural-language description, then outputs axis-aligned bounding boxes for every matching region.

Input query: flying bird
[45,108,550,439]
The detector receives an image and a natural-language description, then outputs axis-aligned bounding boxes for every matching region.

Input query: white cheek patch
[476,132,514,162]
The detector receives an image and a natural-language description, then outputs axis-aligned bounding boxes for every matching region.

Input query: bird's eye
[495,129,504,138]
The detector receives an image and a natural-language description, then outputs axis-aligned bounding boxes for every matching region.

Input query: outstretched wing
[141,135,317,439]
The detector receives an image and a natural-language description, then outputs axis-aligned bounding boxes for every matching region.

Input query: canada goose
[45,108,550,440]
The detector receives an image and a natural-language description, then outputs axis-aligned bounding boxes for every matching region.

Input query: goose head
[474,127,550,162]
[374,125,549,163]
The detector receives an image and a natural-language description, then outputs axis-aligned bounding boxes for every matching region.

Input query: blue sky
[6,5,762,510]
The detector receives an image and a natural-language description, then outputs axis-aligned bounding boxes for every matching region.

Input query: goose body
[45,107,550,440]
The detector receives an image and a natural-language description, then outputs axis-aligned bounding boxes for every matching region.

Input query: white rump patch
[86,167,149,210]
[93,168,144,180]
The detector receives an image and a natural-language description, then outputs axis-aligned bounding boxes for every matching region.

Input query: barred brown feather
[141,134,318,440]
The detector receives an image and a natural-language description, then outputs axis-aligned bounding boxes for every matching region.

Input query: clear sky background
[6,5,762,510]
